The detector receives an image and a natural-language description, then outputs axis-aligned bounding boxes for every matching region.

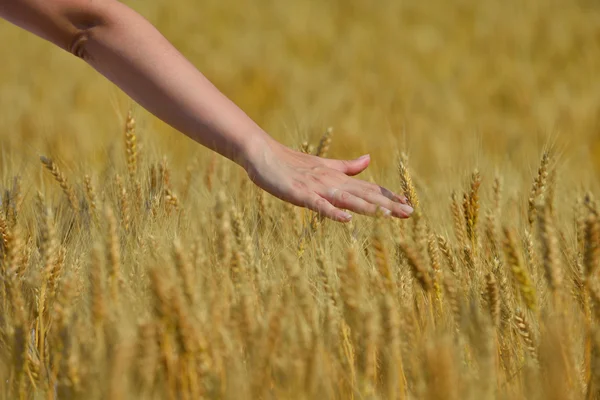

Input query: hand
[244,139,414,222]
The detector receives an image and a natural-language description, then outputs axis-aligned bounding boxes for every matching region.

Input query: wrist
[237,129,280,173]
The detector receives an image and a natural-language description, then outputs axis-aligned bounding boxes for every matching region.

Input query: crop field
[1,0,600,398]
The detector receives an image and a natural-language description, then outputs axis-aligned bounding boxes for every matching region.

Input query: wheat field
[1,0,600,398]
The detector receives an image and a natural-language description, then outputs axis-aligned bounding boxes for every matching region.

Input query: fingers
[358,180,409,205]
[313,154,410,205]
[395,193,409,204]
[321,188,380,216]
[346,185,414,218]
[294,185,412,222]
[298,192,353,222]
[320,154,371,176]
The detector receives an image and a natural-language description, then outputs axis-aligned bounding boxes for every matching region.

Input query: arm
[0,0,268,167]
[0,0,414,221]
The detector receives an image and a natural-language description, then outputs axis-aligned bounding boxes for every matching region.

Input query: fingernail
[401,204,414,215]
[341,212,353,221]
[358,154,370,160]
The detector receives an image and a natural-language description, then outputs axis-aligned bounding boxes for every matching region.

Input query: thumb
[322,154,371,176]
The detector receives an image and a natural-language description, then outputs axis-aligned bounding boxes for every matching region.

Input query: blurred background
[1,0,599,207]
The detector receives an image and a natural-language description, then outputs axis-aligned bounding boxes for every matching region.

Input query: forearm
[84,2,273,167]
[0,0,272,168]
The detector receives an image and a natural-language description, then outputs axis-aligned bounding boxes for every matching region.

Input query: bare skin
[0,0,414,222]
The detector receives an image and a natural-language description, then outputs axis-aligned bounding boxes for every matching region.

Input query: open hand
[244,140,414,222]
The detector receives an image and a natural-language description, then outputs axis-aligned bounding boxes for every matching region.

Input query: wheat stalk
[398,153,419,209]
[40,156,79,213]
[315,127,333,158]
[124,110,138,180]
[527,152,550,226]
[503,227,537,312]
[398,239,433,292]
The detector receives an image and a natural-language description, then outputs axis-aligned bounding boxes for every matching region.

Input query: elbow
[68,28,93,60]
[64,7,111,61]
[0,0,109,61]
